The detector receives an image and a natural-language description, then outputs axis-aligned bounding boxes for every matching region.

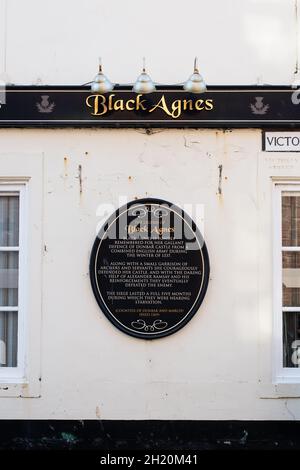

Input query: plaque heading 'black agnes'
[89,198,210,339]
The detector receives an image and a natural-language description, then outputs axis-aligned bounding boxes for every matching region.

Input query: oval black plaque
[90,198,209,339]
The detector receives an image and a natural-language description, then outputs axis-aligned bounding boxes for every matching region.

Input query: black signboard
[89,198,210,339]
[1,85,300,128]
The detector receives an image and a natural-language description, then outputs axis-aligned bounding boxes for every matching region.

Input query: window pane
[283,312,300,367]
[0,193,19,368]
[0,252,18,306]
[0,195,19,246]
[282,193,300,246]
[0,311,18,367]
[282,252,300,306]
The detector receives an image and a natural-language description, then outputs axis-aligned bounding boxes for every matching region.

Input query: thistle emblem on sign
[36,95,55,113]
[250,96,269,115]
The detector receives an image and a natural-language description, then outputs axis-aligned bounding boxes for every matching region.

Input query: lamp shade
[91,58,114,94]
[133,58,156,94]
[183,57,206,94]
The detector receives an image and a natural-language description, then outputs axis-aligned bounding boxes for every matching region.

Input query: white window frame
[0,183,27,383]
[273,182,300,383]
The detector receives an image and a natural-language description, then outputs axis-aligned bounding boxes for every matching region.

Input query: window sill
[259,382,300,398]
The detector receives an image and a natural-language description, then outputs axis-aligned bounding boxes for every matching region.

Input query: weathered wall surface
[0,128,299,419]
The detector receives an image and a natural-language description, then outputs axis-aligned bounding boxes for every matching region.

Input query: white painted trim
[0,182,28,382]
[17,183,28,382]
[273,182,300,383]
[0,247,19,251]
[283,306,300,312]
[273,183,283,382]
[0,307,18,311]
[282,247,300,251]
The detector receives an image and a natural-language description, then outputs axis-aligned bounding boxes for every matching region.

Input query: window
[274,184,300,382]
[0,166,41,397]
[0,185,26,380]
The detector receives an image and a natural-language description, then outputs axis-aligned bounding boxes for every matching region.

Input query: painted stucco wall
[0,128,299,419]
[0,1,300,419]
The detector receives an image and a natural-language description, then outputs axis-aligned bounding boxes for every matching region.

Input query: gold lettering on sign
[86,94,214,118]
[114,99,125,111]
[171,100,181,119]
[126,99,135,111]
[195,99,205,111]
[149,96,173,117]
[86,95,107,116]
[135,94,147,111]
[183,100,193,111]
[205,99,213,110]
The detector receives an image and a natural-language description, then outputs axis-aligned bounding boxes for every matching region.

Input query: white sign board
[263,132,300,152]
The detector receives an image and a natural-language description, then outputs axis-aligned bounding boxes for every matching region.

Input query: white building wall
[0,0,298,86]
[0,128,299,420]
[0,1,300,420]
